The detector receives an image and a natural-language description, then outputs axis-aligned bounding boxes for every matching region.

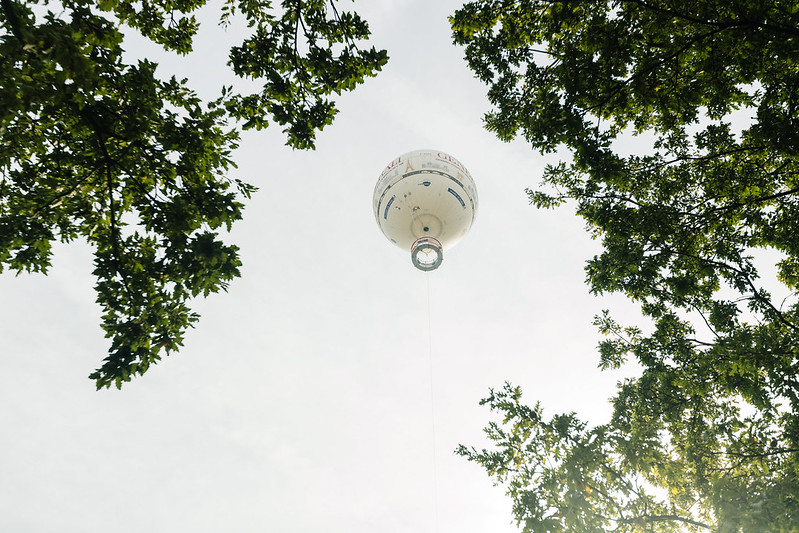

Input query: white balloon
[373,149,478,271]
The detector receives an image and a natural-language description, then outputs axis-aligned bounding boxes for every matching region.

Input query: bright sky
[0,1,644,532]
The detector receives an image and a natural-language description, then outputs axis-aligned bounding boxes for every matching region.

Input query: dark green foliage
[452,0,799,530]
[225,0,388,148]
[0,0,386,388]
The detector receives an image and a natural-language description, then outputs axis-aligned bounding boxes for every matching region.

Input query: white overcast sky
[0,1,649,532]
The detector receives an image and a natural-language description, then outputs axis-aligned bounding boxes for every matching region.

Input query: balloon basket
[411,237,443,271]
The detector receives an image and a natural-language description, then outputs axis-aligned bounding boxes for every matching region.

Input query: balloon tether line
[426,272,440,533]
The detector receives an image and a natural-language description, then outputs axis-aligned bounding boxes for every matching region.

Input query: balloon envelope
[373,149,477,270]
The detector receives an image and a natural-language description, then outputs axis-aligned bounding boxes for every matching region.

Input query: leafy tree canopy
[452,0,799,530]
[0,0,387,388]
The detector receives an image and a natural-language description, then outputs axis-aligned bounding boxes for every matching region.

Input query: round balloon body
[373,149,478,271]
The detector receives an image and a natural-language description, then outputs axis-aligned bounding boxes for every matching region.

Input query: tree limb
[619,512,712,529]
[624,0,799,39]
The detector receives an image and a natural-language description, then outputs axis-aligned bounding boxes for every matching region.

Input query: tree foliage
[452,0,799,530]
[0,0,387,388]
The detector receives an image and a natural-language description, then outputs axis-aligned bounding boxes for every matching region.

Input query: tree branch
[665,248,799,333]
[101,145,135,301]
[624,0,799,39]
[619,512,711,529]
[82,109,136,301]
[707,447,799,459]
